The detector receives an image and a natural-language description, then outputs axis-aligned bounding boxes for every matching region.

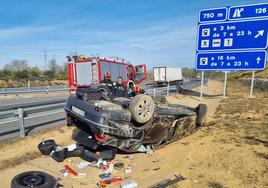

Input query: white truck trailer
[153,66,183,86]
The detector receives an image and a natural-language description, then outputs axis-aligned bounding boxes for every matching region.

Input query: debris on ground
[103,163,114,174]
[121,179,138,188]
[114,162,124,170]
[99,173,111,181]
[72,173,86,179]
[124,166,133,174]
[77,161,91,169]
[64,165,78,176]
[97,177,123,188]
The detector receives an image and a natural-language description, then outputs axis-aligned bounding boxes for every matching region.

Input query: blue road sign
[197,19,268,51]
[196,51,267,70]
[229,3,268,20]
[199,7,227,23]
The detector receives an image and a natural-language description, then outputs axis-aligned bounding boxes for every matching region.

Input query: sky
[0,0,267,69]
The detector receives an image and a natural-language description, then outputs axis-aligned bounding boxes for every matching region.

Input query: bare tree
[48,58,62,73]
[4,59,28,72]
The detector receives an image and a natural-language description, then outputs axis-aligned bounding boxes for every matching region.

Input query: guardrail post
[166,82,170,96]
[2,88,6,96]
[18,108,25,138]
[46,86,50,94]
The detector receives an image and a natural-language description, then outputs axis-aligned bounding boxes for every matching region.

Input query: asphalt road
[0,95,67,108]
[0,110,65,141]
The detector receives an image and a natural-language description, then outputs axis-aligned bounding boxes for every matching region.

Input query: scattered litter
[124,166,133,174]
[72,173,87,179]
[152,160,159,163]
[67,143,77,151]
[143,169,150,172]
[153,167,160,171]
[60,169,68,173]
[102,160,107,166]
[77,161,91,169]
[103,163,114,174]
[99,173,111,180]
[114,162,124,170]
[64,165,78,176]
[121,180,138,188]
[97,177,123,188]
[63,172,68,177]
[96,158,104,168]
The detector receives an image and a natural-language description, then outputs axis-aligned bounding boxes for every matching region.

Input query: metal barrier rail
[0,85,69,95]
[0,99,66,138]
[145,79,203,97]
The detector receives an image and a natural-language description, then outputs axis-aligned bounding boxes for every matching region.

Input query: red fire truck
[67,55,147,90]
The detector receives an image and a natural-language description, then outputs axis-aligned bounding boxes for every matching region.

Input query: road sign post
[223,71,228,97]
[196,3,267,97]
[200,71,204,100]
[250,71,255,97]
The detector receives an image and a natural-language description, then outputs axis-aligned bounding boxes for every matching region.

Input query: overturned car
[63,87,207,158]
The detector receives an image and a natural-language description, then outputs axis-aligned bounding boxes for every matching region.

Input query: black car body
[64,87,207,153]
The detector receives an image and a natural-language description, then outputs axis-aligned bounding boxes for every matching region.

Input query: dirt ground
[0,80,267,188]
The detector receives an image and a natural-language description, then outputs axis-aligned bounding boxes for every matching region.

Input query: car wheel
[97,85,110,94]
[97,85,111,100]
[196,104,207,126]
[129,94,155,124]
[11,171,56,188]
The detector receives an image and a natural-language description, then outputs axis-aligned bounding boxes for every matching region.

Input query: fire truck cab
[67,55,147,90]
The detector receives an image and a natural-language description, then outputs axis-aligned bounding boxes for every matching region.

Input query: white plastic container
[121,180,138,188]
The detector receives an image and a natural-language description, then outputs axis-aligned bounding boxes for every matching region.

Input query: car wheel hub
[138,100,152,119]
[20,174,45,186]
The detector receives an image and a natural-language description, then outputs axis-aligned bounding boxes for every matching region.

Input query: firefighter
[114,76,126,90]
[113,76,128,97]
[127,80,135,93]
[100,72,113,86]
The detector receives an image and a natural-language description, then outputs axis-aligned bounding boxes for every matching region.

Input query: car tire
[11,171,56,188]
[196,104,207,126]
[129,94,155,124]
[97,85,111,100]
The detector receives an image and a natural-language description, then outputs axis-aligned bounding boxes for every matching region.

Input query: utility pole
[44,50,47,70]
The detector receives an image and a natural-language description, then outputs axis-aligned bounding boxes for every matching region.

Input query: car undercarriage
[64,87,207,156]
